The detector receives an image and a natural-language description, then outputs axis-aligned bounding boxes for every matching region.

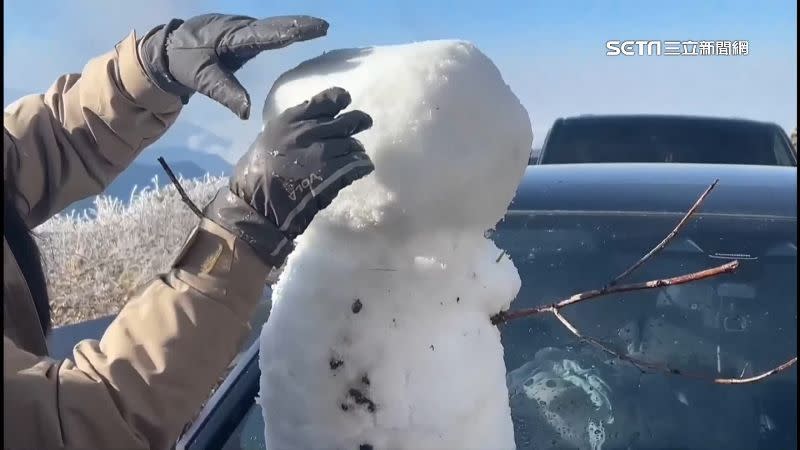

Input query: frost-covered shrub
[35,175,227,326]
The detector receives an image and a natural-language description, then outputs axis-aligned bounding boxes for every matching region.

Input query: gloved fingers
[326,150,375,181]
[227,16,329,50]
[298,137,367,163]
[338,151,375,183]
[217,16,328,71]
[313,151,374,209]
[296,110,373,145]
[195,62,252,119]
[283,87,352,122]
[174,14,245,41]
[318,137,368,159]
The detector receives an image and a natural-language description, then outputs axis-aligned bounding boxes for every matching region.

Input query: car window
[540,118,796,166]
[215,210,797,450]
[221,406,265,450]
[772,130,796,165]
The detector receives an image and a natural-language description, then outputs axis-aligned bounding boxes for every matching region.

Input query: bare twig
[157,157,204,219]
[492,261,738,324]
[715,357,798,384]
[608,179,719,286]
[550,304,797,384]
[493,179,798,385]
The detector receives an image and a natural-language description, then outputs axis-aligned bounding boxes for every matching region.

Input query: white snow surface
[258,40,533,450]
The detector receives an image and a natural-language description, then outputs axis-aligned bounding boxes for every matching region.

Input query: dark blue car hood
[510,163,797,218]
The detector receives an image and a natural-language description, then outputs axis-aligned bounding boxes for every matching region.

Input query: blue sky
[4,0,797,159]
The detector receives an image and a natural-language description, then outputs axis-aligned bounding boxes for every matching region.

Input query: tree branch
[157,157,204,219]
[608,179,718,286]
[551,302,797,384]
[493,261,738,324]
[492,179,797,385]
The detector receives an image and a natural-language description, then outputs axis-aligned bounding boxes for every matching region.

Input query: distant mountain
[153,120,233,157]
[5,88,233,160]
[5,90,235,216]
[64,160,210,216]
[136,146,232,177]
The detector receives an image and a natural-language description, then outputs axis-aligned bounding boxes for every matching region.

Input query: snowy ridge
[258,40,532,449]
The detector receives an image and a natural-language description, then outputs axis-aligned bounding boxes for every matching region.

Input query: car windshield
[540,118,797,166]
[496,210,797,449]
[216,209,797,450]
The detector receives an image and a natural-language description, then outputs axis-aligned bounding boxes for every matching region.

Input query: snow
[258,40,532,449]
[507,348,614,450]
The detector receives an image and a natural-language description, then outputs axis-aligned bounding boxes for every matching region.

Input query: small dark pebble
[349,388,365,400]
[430,345,435,351]
[348,388,376,413]
[359,444,374,450]
[330,358,344,370]
[490,313,504,326]
[352,299,363,314]
[361,375,371,385]
[456,297,460,303]
[341,403,349,411]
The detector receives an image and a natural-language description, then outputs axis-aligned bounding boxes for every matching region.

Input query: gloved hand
[203,87,374,267]
[138,14,328,119]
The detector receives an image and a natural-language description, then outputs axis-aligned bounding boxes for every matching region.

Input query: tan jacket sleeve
[3,31,182,228]
[4,219,271,450]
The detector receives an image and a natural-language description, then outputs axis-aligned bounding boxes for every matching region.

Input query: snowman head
[261,41,533,236]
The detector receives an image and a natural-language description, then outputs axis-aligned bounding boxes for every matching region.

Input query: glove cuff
[138,18,195,104]
[203,187,295,268]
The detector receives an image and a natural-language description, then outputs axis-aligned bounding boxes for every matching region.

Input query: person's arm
[4,219,270,450]
[3,14,330,229]
[4,86,374,450]
[3,32,182,228]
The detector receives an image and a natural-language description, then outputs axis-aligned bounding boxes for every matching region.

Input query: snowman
[257,40,533,450]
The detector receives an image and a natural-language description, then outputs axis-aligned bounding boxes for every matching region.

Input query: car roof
[556,114,783,129]
[510,163,797,218]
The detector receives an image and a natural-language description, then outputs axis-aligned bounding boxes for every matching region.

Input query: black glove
[138,14,328,119]
[203,87,374,267]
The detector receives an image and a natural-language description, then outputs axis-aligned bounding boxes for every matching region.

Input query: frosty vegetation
[35,175,226,326]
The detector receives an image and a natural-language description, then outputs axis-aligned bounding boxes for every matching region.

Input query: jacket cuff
[170,218,271,320]
[203,187,296,268]
[115,31,183,115]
